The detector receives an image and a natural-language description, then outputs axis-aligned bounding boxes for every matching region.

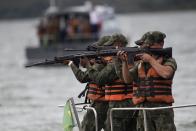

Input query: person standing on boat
[90,6,102,36]
[87,33,137,131]
[118,31,177,131]
[64,36,111,131]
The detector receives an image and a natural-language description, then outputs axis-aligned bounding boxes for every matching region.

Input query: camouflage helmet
[135,31,166,46]
[144,31,166,45]
[92,35,111,46]
[135,32,150,45]
[103,33,128,46]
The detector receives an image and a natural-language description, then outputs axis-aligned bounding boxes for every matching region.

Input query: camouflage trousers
[136,102,176,131]
[81,101,108,131]
[104,99,137,131]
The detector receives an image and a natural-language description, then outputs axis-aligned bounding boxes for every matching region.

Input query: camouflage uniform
[136,102,176,131]
[87,34,137,131]
[130,59,177,131]
[71,63,108,131]
[130,31,177,131]
[80,100,108,131]
[69,36,111,131]
[88,62,137,131]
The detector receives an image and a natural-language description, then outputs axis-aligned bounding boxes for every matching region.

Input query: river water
[0,11,196,131]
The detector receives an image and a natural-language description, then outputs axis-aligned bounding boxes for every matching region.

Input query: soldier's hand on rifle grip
[80,57,90,68]
[157,57,163,64]
[139,53,153,63]
[89,58,96,65]
[117,51,128,62]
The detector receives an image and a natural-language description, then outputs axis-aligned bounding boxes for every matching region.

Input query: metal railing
[59,98,98,131]
[85,107,98,131]
[59,98,196,131]
[110,104,196,131]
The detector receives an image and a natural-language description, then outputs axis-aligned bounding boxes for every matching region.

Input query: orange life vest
[132,63,174,105]
[105,79,133,101]
[87,82,106,101]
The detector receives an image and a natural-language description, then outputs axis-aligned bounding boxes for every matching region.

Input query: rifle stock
[25,47,172,67]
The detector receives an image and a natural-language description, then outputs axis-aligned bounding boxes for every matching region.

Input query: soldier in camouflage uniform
[87,33,137,131]
[118,31,177,131]
[66,36,111,131]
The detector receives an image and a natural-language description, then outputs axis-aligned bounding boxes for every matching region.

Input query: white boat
[25,0,120,66]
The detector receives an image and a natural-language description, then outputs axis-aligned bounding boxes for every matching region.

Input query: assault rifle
[25,47,172,67]
[64,44,114,51]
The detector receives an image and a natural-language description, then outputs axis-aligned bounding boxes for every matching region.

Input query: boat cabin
[37,10,100,47]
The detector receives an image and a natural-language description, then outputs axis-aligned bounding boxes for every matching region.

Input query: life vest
[132,62,174,105]
[105,79,133,101]
[87,82,106,101]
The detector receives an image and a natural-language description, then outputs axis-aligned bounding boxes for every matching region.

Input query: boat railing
[59,98,98,131]
[110,104,196,131]
[60,98,196,131]
[79,104,196,131]
[85,107,98,131]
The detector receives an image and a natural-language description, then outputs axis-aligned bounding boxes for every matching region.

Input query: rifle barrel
[25,59,56,68]
[64,49,86,51]
[25,47,172,67]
